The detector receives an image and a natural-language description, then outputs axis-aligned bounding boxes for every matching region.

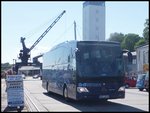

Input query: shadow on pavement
[3,106,24,112]
[43,92,146,112]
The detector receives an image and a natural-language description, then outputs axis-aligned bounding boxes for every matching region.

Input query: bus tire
[139,88,143,91]
[46,82,49,93]
[100,99,108,102]
[63,86,69,101]
[125,84,129,88]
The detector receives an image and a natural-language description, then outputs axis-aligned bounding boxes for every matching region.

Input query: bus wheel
[46,83,49,93]
[100,99,108,103]
[63,87,69,101]
[139,88,143,91]
[125,84,129,88]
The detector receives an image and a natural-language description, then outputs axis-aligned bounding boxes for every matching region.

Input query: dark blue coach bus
[42,40,125,101]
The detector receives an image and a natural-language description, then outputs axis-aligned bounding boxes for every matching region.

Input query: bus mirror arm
[122,49,133,63]
[122,49,129,53]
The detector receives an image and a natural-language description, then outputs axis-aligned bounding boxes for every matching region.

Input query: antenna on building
[74,21,77,40]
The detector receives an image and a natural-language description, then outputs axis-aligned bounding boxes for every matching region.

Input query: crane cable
[49,21,82,48]
[20,11,66,61]
[23,12,63,41]
[50,22,74,48]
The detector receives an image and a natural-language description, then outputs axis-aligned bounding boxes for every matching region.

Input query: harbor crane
[13,10,66,73]
[19,10,66,65]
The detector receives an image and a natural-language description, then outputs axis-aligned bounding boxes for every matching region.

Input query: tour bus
[42,40,125,101]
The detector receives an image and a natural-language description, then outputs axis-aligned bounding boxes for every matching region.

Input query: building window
[138,51,140,60]
[96,9,99,14]
[96,26,99,31]
[96,34,99,39]
[132,59,136,64]
[96,18,99,22]
[143,51,148,64]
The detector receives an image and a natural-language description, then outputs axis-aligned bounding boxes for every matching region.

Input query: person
[5,69,14,92]
[13,71,17,75]
[7,70,13,75]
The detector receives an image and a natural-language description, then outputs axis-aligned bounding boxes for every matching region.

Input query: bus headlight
[77,87,89,93]
[118,86,125,92]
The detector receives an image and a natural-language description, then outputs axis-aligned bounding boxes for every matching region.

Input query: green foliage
[122,33,141,52]
[108,19,148,51]
[108,32,125,43]
[1,63,12,72]
[134,38,146,49]
[143,19,149,43]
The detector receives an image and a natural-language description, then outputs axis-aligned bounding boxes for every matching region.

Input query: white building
[136,44,149,73]
[18,66,41,76]
[83,1,105,41]
[123,51,137,77]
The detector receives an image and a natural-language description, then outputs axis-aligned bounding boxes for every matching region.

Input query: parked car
[136,73,149,92]
[124,76,137,88]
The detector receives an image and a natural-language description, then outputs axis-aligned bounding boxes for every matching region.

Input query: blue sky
[2,1,149,64]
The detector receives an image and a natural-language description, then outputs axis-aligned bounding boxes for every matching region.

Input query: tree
[1,63,12,72]
[108,32,125,43]
[143,19,149,43]
[122,33,141,52]
[134,38,146,49]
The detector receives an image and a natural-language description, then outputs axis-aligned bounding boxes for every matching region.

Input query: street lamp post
[13,59,16,66]
[13,59,16,72]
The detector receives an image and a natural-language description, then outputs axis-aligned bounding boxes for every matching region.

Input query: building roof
[83,1,105,7]
[18,66,40,71]
[135,44,149,49]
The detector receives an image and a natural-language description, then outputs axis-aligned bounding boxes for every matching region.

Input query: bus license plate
[99,95,109,99]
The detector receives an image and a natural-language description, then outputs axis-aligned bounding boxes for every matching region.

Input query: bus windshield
[76,43,123,77]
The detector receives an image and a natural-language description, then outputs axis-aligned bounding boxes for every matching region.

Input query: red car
[124,76,137,88]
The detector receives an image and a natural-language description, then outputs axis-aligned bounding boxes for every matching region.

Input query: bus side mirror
[122,49,133,63]
[127,52,133,63]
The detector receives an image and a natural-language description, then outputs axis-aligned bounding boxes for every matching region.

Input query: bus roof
[77,41,120,45]
[48,40,120,53]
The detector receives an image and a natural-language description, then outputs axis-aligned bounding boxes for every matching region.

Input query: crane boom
[29,10,66,52]
[18,10,66,65]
